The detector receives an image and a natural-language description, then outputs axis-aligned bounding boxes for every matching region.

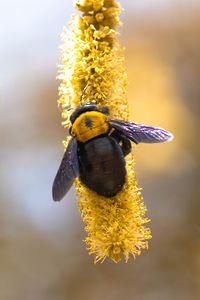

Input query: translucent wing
[52,137,79,201]
[109,120,174,144]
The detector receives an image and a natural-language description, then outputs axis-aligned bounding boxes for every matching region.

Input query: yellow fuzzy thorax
[71,111,109,142]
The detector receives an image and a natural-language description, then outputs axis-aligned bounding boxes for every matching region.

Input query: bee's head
[70,103,109,124]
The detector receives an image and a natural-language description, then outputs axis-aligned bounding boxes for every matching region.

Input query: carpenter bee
[52,103,173,201]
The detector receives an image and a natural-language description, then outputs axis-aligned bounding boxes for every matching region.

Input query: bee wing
[109,120,174,144]
[52,137,79,201]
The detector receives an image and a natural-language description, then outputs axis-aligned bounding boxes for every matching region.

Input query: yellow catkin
[58,0,151,263]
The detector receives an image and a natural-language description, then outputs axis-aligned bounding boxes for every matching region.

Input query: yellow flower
[57,0,151,263]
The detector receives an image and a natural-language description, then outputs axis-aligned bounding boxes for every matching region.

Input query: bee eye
[101,106,109,115]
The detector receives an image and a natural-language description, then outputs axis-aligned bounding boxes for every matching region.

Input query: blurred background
[0,0,200,299]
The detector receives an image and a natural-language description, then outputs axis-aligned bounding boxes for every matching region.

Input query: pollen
[58,0,151,263]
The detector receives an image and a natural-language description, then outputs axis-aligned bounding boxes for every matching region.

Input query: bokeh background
[1,0,200,299]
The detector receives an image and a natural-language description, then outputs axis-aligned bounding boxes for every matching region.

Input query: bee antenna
[64,105,73,112]
[80,83,89,104]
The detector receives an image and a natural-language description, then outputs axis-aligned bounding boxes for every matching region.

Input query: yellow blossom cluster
[58,0,151,263]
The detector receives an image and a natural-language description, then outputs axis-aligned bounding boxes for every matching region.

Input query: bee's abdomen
[78,136,126,197]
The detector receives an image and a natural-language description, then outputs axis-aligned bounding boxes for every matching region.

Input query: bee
[52,103,173,201]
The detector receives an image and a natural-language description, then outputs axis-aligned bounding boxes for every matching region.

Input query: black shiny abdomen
[78,135,126,197]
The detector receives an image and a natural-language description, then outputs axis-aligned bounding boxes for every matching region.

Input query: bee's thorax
[71,111,109,143]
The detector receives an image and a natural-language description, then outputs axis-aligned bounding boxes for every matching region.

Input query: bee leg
[110,130,132,156]
[121,136,132,156]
